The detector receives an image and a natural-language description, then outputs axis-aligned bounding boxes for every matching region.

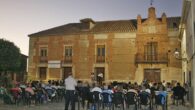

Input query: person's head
[129,84,135,89]
[92,82,99,88]
[48,80,51,84]
[177,82,180,86]
[103,85,108,90]
[83,81,89,87]
[142,86,146,90]
[68,72,73,76]
[108,85,112,90]
[159,85,164,91]
[153,83,157,86]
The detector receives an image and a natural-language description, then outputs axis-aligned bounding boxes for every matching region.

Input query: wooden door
[144,69,161,83]
[95,67,105,81]
[63,67,72,79]
[39,67,47,80]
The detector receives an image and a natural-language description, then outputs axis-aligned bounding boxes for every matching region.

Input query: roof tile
[29,17,180,37]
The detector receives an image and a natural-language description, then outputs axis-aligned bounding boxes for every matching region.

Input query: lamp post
[174,48,195,106]
[174,48,188,62]
[174,48,188,84]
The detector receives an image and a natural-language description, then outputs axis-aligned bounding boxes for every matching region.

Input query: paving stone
[0,101,191,110]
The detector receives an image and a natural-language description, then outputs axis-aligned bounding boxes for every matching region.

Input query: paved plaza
[0,101,191,110]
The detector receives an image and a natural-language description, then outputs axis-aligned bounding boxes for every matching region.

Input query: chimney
[148,7,156,19]
[80,18,95,29]
[161,12,167,23]
[137,14,142,25]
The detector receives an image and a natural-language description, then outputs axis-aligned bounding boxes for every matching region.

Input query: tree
[0,39,21,87]
[0,38,21,72]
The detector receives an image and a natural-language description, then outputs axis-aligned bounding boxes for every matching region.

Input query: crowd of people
[0,74,190,110]
[0,80,65,105]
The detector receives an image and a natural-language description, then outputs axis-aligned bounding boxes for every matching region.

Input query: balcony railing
[63,56,72,63]
[39,56,48,63]
[135,53,168,64]
[96,56,105,63]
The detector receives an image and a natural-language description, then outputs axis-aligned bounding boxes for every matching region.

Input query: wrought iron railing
[96,56,105,63]
[135,53,168,64]
[63,56,72,63]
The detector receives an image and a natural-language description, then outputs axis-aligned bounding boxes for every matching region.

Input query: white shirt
[141,89,151,94]
[98,73,103,78]
[145,89,151,94]
[91,87,102,93]
[65,76,77,90]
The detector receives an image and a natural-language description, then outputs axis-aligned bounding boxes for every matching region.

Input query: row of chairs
[8,87,65,106]
[74,91,168,110]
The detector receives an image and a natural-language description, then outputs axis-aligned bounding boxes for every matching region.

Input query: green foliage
[0,39,21,72]
[0,76,13,88]
[19,54,27,72]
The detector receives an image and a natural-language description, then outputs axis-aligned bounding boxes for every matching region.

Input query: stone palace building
[28,7,182,83]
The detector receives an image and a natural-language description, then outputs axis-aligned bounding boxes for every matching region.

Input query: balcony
[96,56,105,63]
[63,56,72,63]
[39,56,48,63]
[135,53,169,65]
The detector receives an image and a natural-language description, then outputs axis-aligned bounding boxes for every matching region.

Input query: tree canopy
[0,39,21,73]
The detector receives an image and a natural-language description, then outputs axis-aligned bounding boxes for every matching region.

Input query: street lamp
[174,48,188,61]
[174,48,189,88]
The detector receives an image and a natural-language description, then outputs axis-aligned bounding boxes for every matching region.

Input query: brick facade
[28,7,182,83]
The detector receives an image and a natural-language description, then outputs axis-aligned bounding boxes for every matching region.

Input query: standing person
[172,82,186,105]
[183,83,189,101]
[91,72,95,82]
[97,73,103,85]
[64,73,77,110]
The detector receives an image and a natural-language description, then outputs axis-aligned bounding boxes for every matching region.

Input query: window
[39,48,47,63]
[65,46,72,56]
[96,45,105,62]
[64,46,72,63]
[144,42,158,61]
[40,48,47,57]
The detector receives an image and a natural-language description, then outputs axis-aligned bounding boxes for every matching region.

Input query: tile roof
[90,20,136,33]
[29,17,180,37]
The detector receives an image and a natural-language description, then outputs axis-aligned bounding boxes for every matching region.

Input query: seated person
[155,85,167,105]
[140,84,151,94]
[127,84,138,95]
[91,83,102,93]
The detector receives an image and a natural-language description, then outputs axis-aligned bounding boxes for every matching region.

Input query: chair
[56,88,64,102]
[138,91,151,110]
[10,89,21,105]
[101,92,112,110]
[125,92,138,110]
[24,91,32,106]
[88,91,101,110]
[173,93,185,106]
[80,87,90,109]
[155,93,167,110]
[74,91,81,110]
[112,92,124,110]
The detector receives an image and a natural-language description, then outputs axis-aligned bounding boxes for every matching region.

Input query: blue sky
[0,0,182,55]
